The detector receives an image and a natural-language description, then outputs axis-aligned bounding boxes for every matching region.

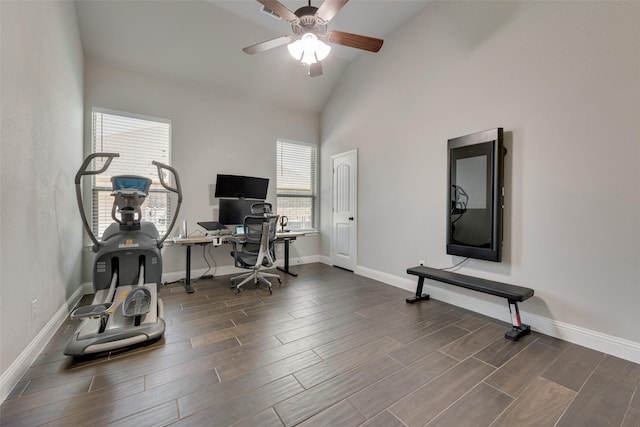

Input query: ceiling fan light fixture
[287,32,331,65]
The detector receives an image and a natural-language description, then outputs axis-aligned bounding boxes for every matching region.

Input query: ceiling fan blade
[308,62,323,77]
[243,35,292,54]
[257,0,299,23]
[315,0,349,24]
[326,30,384,52]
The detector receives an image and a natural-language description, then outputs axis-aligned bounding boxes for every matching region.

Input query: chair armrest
[227,236,246,245]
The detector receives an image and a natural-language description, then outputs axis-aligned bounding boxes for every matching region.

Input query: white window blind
[276,139,317,231]
[91,109,171,238]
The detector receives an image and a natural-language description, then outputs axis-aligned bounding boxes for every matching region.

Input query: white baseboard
[289,255,321,267]
[161,265,239,284]
[0,282,92,403]
[160,255,322,284]
[356,265,640,364]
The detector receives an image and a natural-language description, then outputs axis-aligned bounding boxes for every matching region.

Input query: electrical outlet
[419,260,425,266]
[31,299,38,320]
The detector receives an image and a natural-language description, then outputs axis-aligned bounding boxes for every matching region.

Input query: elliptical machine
[65,153,182,357]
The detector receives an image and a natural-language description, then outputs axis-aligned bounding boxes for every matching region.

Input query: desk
[173,231,305,293]
[173,236,216,293]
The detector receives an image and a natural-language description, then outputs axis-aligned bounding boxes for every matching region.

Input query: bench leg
[504,300,531,341]
[406,277,430,304]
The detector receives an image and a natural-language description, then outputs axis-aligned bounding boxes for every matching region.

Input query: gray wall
[0,0,84,379]
[83,57,321,282]
[320,1,640,345]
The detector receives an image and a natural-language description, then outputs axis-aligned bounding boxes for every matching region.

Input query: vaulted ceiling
[75,0,431,113]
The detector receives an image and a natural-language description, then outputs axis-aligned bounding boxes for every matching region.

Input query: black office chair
[228,202,282,294]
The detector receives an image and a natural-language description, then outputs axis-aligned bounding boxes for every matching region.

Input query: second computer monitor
[218,199,260,225]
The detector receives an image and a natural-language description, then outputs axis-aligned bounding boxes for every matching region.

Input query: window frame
[90,107,172,238]
[276,138,318,232]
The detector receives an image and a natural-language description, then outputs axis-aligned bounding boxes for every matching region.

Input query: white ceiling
[75,0,431,113]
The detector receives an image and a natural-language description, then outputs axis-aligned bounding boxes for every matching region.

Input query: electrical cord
[196,243,217,280]
[162,232,218,286]
[440,257,469,272]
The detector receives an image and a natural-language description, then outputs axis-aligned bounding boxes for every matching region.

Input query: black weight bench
[406,266,534,341]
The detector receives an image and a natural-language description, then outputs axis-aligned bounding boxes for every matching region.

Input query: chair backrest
[250,202,273,215]
[231,213,278,269]
[265,214,279,243]
[243,215,267,245]
[242,214,279,250]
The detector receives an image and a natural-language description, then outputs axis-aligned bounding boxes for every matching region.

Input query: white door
[331,150,357,271]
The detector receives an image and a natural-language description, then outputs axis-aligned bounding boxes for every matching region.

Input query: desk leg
[184,245,195,294]
[276,238,298,277]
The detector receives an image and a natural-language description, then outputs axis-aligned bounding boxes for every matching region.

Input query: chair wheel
[269,288,273,295]
[236,288,243,295]
[277,278,282,284]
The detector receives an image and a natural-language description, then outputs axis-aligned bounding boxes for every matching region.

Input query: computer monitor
[218,199,260,225]
[214,174,269,200]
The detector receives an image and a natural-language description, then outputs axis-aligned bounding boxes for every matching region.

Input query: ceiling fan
[243,0,384,77]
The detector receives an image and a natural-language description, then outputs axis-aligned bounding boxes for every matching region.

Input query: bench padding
[407,266,533,302]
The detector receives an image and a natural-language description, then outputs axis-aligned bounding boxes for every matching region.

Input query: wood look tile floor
[2,263,640,426]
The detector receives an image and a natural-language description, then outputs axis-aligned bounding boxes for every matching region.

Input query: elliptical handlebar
[76,153,120,251]
[76,154,183,251]
[75,153,119,184]
[152,160,183,248]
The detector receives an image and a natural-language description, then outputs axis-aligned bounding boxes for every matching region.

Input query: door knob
[348,217,354,221]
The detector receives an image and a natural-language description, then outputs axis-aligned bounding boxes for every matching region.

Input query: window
[276,139,318,231]
[91,108,171,238]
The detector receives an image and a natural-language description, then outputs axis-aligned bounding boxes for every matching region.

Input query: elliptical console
[65,153,182,356]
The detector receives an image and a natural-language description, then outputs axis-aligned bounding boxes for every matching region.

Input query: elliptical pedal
[122,287,152,317]
[123,287,152,327]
